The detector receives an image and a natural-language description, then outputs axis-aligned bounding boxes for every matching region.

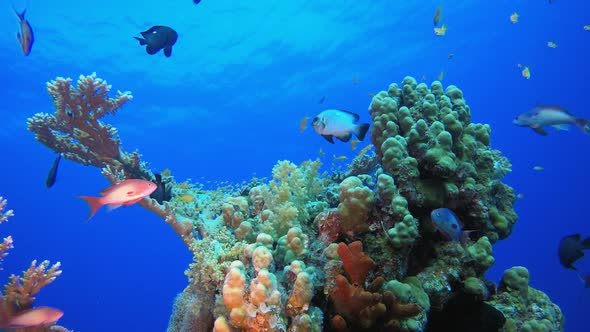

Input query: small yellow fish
[433,7,442,26]
[547,41,557,48]
[161,168,171,177]
[318,149,325,157]
[333,155,347,161]
[434,24,447,36]
[351,139,359,151]
[178,194,195,203]
[438,71,444,81]
[177,182,190,189]
[521,66,531,79]
[510,12,519,24]
[533,166,544,171]
[299,116,309,132]
[584,25,590,31]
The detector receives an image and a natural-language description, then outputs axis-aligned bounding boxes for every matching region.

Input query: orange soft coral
[337,241,375,285]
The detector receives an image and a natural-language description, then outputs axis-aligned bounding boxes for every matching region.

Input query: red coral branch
[337,241,375,285]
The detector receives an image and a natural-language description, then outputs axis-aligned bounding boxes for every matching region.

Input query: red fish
[14,8,34,56]
[79,179,157,221]
[2,306,63,329]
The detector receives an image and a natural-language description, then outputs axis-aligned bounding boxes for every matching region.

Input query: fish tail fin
[13,8,25,20]
[573,117,590,134]
[134,36,147,45]
[354,123,370,140]
[581,237,590,250]
[78,196,104,222]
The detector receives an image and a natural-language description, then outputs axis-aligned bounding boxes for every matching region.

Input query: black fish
[318,96,325,104]
[558,234,590,270]
[134,25,178,57]
[45,153,62,188]
[150,173,172,204]
[194,0,202,4]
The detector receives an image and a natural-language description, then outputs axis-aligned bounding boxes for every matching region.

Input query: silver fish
[311,109,370,144]
[513,106,590,135]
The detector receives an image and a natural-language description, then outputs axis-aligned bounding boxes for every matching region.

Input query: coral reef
[26,74,563,332]
[488,266,563,332]
[0,196,68,330]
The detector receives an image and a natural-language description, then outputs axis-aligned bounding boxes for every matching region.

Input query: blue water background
[0,0,588,330]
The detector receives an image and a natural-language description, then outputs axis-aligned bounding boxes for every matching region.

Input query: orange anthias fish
[433,7,442,26]
[13,8,34,56]
[3,306,63,329]
[79,179,157,221]
[547,41,557,48]
[510,12,519,24]
[299,116,309,132]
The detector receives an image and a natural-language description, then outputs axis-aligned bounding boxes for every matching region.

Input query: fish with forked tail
[513,106,590,135]
[312,109,370,144]
[14,8,34,56]
[79,179,157,221]
[134,25,178,57]
[558,234,590,270]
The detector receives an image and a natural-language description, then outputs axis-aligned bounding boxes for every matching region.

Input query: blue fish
[431,208,469,245]
[14,8,34,56]
[193,0,202,4]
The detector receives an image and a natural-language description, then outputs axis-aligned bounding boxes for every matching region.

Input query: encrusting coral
[27,73,563,332]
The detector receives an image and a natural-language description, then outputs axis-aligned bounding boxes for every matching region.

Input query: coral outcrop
[26,74,562,332]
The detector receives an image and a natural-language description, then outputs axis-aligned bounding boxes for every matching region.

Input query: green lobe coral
[369,76,517,242]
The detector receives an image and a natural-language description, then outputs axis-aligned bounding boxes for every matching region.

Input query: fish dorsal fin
[100,182,123,196]
[536,105,571,114]
[335,109,360,122]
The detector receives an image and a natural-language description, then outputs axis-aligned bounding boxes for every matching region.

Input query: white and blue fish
[513,105,590,135]
[311,109,370,144]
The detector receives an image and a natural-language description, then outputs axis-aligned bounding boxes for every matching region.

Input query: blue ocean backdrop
[0,0,588,331]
